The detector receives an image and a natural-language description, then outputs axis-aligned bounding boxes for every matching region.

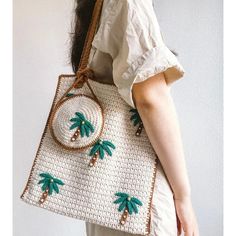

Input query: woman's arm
[133,72,190,199]
[132,72,199,236]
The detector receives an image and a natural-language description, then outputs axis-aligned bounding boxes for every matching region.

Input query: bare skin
[132,72,199,236]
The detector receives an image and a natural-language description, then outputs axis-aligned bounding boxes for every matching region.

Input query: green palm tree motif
[69,112,94,142]
[129,108,143,136]
[114,192,143,225]
[66,93,74,97]
[38,172,64,204]
[88,138,115,167]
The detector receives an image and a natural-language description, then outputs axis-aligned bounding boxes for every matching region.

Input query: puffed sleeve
[92,0,185,109]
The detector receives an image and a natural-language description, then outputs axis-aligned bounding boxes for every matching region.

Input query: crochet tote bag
[20,0,158,235]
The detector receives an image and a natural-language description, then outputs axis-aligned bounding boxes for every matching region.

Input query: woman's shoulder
[95,0,162,52]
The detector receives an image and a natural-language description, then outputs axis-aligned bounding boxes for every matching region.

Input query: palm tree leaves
[101,143,112,156]
[48,182,53,195]
[66,93,74,97]
[113,196,126,204]
[129,109,142,126]
[89,143,100,156]
[69,112,94,138]
[89,139,115,159]
[115,192,129,198]
[130,201,138,214]
[114,192,143,215]
[118,200,127,212]
[38,172,64,196]
[85,120,94,131]
[69,122,80,131]
[131,197,143,206]
[41,179,50,191]
[102,140,115,149]
[127,201,133,214]
[99,146,105,159]
[52,182,59,193]
[39,173,53,179]
[53,178,64,185]
[80,124,86,137]
[75,112,85,120]
[129,109,144,136]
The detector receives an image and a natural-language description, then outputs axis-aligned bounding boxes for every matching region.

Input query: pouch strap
[77,0,104,71]
[60,0,104,104]
[72,0,104,101]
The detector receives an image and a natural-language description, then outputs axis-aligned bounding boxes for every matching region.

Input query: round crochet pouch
[49,82,104,151]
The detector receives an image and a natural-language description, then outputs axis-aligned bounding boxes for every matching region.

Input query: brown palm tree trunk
[120,208,129,225]
[71,128,80,142]
[89,152,99,167]
[135,122,143,136]
[39,188,49,204]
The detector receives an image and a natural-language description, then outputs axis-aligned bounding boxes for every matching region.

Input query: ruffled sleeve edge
[117,45,186,109]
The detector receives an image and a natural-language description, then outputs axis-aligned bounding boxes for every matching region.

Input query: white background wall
[13,0,223,235]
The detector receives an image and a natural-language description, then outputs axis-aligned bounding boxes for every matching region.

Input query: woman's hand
[174,196,199,236]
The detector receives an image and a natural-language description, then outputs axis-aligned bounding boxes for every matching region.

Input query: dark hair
[70,0,96,73]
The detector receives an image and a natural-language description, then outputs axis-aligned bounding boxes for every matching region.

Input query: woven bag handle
[77,0,104,71]
[60,0,104,103]
[74,0,104,102]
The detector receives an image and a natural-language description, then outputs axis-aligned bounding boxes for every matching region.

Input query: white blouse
[88,0,185,109]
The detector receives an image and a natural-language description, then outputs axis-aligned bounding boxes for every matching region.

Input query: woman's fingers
[193,216,200,236]
[183,214,199,236]
[182,222,193,236]
[178,220,198,236]
[176,214,182,235]
[174,196,199,236]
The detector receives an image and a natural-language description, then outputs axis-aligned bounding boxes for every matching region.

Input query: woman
[71,0,199,235]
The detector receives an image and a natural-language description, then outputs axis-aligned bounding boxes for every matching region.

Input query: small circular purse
[49,68,104,151]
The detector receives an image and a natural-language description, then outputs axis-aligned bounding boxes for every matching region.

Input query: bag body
[21,75,158,235]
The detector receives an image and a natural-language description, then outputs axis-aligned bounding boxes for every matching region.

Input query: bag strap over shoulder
[60,0,104,103]
[77,0,104,72]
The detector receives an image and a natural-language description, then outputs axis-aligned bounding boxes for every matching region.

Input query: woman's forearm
[133,73,191,199]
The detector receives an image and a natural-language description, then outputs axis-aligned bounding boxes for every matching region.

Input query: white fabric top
[88,0,185,109]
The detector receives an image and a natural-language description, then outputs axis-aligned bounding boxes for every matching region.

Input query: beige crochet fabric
[21,76,159,235]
